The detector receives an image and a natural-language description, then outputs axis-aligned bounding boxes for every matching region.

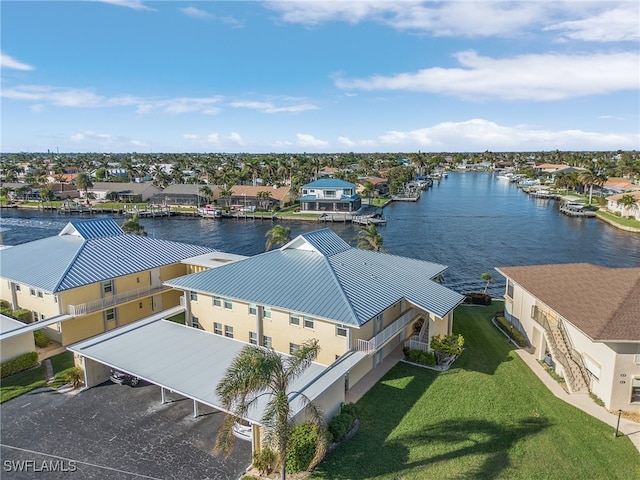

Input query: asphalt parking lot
[0,380,252,479]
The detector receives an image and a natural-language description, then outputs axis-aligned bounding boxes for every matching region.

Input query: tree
[76,172,93,204]
[121,214,146,235]
[361,181,374,205]
[480,273,492,294]
[265,224,291,251]
[199,185,213,204]
[616,194,638,218]
[356,223,384,252]
[257,190,271,211]
[215,339,325,480]
[578,169,607,205]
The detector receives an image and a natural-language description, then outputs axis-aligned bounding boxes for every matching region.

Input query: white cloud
[1,53,35,71]
[179,6,213,19]
[183,134,198,140]
[229,100,318,113]
[98,0,156,12]
[296,133,329,148]
[545,3,640,42]
[371,118,639,151]
[70,130,112,142]
[207,133,220,143]
[338,136,356,147]
[334,51,639,101]
[2,84,223,114]
[226,132,244,145]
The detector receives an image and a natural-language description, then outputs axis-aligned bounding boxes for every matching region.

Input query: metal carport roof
[68,316,366,425]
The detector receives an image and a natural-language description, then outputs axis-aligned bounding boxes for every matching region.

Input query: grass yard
[0,351,75,403]
[312,304,640,480]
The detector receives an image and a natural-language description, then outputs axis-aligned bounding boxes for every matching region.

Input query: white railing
[357,308,419,354]
[67,284,170,316]
[405,335,429,352]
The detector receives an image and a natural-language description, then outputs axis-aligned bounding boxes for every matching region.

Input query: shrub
[12,309,34,323]
[464,292,492,305]
[406,348,436,366]
[65,366,84,388]
[328,412,353,442]
[340,402,358,419]
[252,447,275,476]
[0,351,39,378]
[495,315,528,347]
[34,330,50,348]
[430,334,464,356]
[286,422,321,473]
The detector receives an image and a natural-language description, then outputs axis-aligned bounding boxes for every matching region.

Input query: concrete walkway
[516,349,640,453]
[345,345,640,453]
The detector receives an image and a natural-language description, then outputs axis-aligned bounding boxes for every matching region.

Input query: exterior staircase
[533,306,590,394]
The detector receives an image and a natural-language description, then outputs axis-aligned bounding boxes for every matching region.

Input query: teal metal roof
[303,179,356,189]
[166,228,464,327]
[0,218,214,293]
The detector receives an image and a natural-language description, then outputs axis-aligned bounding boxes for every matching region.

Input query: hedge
[0,351,39,378]
[286,422,322,473]
[328,403,359,443]
[495,314,528,347]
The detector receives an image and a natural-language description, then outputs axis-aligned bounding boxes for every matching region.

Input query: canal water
[2,171,639,297]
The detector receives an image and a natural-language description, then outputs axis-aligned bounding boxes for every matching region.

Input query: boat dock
[559,201,597,218]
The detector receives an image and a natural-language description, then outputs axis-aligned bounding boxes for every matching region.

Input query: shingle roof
[496,263,640,342]
[0,218,214,293]
[167,228,464,327]
[230,185,291,201]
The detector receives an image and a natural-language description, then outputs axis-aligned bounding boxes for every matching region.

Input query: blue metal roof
[166,228,464,327]
[303,179,356,189]
[0,219,215,293]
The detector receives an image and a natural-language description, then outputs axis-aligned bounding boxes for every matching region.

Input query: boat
[197,205,222,218]
[496,172,514,181]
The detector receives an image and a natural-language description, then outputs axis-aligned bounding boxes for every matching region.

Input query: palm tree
[361,181,374,205]
[76,172,93,204]
[578,169,607,206]
[265,224,291,251]
[199,185,213,204]
[356,223,384,251]
[480,273,492,294]
[257,190,271,211]
[215,339,325,480]
[616,194,638,218]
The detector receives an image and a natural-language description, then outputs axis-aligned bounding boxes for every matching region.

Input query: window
[324,190,336,198]
[506,281,514,298]
[190,291,198,301]
[304,316,314,329]
[214,322,222,335]
[263,307,272,319]
[225,325,234,338]
[37,291,43,298]
[40,313,45,321]
[15,285,21,291]
[290,343,301,355]
[192,316,200,328]
[249,332,258,345]
[224,298,232,309]
[30,288,36,296]
[263,336,272,349]
[102,280,114,294]
[105,308,116,321]
[249,303,257,316]
[213,296,222,307]
[632,378,640,403]
[336,325,347,337]
[290,314,300,326]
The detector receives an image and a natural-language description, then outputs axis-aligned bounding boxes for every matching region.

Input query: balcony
[357,308,420,354]
[67,285,171,316]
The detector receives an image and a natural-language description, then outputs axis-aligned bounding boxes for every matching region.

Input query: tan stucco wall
[61,313,105,345]
[609,343,640,412]
[2,282,62,321]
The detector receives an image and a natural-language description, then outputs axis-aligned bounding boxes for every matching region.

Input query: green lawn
[0,351,75,403]
[597,210,640,230]
[312,304,639,480]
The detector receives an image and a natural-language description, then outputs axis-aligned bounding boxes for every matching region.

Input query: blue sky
[1,1,639,153]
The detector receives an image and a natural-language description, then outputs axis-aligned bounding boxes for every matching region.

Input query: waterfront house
[496,263,640,412]
[298,179,361,213]
[84,182,162,202]
[357,177,390,198]
[150,184,218,207]
[606,191,640,220]
[228,185,292,211]
[0,218,214,346]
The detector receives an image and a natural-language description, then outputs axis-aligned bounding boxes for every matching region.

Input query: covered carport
[68,313,367,455]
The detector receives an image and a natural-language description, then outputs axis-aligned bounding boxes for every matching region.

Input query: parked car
[110,369,140,387]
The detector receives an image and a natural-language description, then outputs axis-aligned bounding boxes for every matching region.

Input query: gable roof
[0,218,214,293]
[496,263,640,342]
[166,228,464,327]
[230,185,291,201]
[303,179,356,189]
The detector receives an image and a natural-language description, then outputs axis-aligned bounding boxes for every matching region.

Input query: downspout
[256,306,263,344]
[184,292,192,327]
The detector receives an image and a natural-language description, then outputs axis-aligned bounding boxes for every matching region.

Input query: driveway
[0,381,252,479]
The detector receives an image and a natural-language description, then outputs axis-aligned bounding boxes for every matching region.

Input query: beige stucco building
[496,263,640,412]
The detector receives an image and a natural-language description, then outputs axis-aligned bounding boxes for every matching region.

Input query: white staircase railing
[68,285,170,316]
[357,308,419,354]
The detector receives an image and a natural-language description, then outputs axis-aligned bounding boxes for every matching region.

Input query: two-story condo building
[298,179,361,213]
[0,218,214,346]
[496,263,640,413]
